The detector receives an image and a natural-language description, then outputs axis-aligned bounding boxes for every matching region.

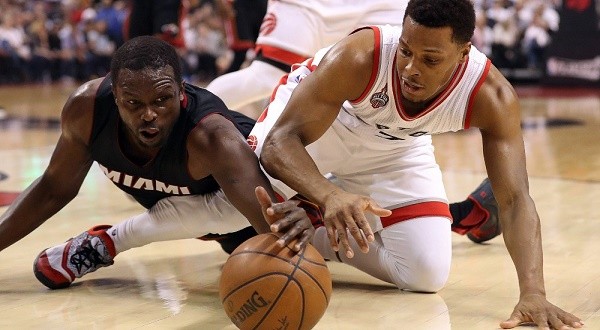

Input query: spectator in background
[0,9,31,83]
[472,9,493,57]
[54,16,78,83]
[490,9,521,69]
[520,1,559,70]
[0,0,563,85]
[485,0,512,26]
[26,1,61,82]
[95,0,127,48]
[183,2,231,82]
[74,7,116,79]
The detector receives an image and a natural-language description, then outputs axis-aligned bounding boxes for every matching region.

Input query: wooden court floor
[0,83,599,329]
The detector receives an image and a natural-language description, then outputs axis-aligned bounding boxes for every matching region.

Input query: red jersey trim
[351,26,382,103]
[381,201,451,228]
[258,57,316,123]
[255,72,289,123]
[392,56,468,121]
[255,44,309,67]
[256,105,270,123]
[270,72,291,103]
[464,59,491,129]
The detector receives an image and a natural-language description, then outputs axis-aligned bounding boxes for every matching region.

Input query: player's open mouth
[140,128,159,140]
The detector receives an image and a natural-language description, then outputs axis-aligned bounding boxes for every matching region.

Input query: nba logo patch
[370,84,389,108]
[247,135,258,151]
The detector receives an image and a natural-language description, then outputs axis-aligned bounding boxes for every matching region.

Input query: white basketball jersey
[309,25,491,147]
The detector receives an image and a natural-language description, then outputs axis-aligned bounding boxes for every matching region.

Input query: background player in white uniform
[205,0,408,117]
[253,0,583,329]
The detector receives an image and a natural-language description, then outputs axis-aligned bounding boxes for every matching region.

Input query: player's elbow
[259,136,283,178]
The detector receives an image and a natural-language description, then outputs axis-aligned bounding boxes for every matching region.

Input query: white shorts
[256,0,408,61]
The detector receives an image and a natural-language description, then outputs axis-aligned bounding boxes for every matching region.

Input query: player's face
[396,17,470,104]
[113,66,183,150]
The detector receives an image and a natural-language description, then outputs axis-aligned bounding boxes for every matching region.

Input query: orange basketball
[219,232,332,330]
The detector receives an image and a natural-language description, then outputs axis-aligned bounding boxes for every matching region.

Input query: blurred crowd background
[0,0,592,86]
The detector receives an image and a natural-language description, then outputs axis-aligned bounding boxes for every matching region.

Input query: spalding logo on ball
[219,233,332,330]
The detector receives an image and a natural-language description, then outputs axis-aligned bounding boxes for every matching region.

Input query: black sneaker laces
[69,238,110,275]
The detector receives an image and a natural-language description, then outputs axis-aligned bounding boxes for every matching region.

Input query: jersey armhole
[464,59,492,129]
[349,26,381,104]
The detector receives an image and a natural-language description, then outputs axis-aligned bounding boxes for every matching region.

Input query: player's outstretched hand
[255,186,315,252]
[500,293,583,330]
[322,190,391,259]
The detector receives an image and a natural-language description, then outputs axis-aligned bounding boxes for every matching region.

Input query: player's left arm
[470,66,582,329]
[187,114,314,249]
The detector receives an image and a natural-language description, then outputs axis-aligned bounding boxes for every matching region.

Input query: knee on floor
[390,253,450,293]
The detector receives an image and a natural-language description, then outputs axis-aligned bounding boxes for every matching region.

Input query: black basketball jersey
[89,76,256,209]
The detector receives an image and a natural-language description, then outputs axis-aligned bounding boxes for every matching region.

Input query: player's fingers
[531,313,550,330]
[346,210,369,253]
[500,313,525,329]
[292,228,315,252]
[335,225,354,259]
[324,221,339,252]
[254,186,272,210]
[268,199,301,216]
[271,209,314,238]
[366,200,392,217]
[270,205,305,232]
[546,314,567,330]
[276,225,302,248]
[557,310,584,328]
[353,205,375,243]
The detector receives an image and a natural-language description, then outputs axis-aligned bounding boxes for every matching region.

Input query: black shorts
[227,0,268,46]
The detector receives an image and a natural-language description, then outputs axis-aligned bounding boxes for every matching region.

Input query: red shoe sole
[33,249,73,290]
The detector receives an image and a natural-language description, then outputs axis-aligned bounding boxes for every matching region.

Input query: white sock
[105,212,201,254]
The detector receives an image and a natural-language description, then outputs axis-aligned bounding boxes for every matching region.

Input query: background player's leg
[221,0,267,73]
[206,60,286,116]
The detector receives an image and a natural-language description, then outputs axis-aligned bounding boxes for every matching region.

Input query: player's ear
[459,42,471,64]
[180,81,185,101]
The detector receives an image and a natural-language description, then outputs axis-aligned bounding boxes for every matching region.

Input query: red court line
[0,192,20,207]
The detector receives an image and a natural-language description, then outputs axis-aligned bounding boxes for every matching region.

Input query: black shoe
[198,226,258,254]
[466,179,501,243]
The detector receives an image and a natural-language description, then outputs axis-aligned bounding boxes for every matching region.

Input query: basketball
[219,232,332,330]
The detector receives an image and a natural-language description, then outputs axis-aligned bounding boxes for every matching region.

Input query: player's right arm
[260,29,391,258]
[0,80,100,252]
